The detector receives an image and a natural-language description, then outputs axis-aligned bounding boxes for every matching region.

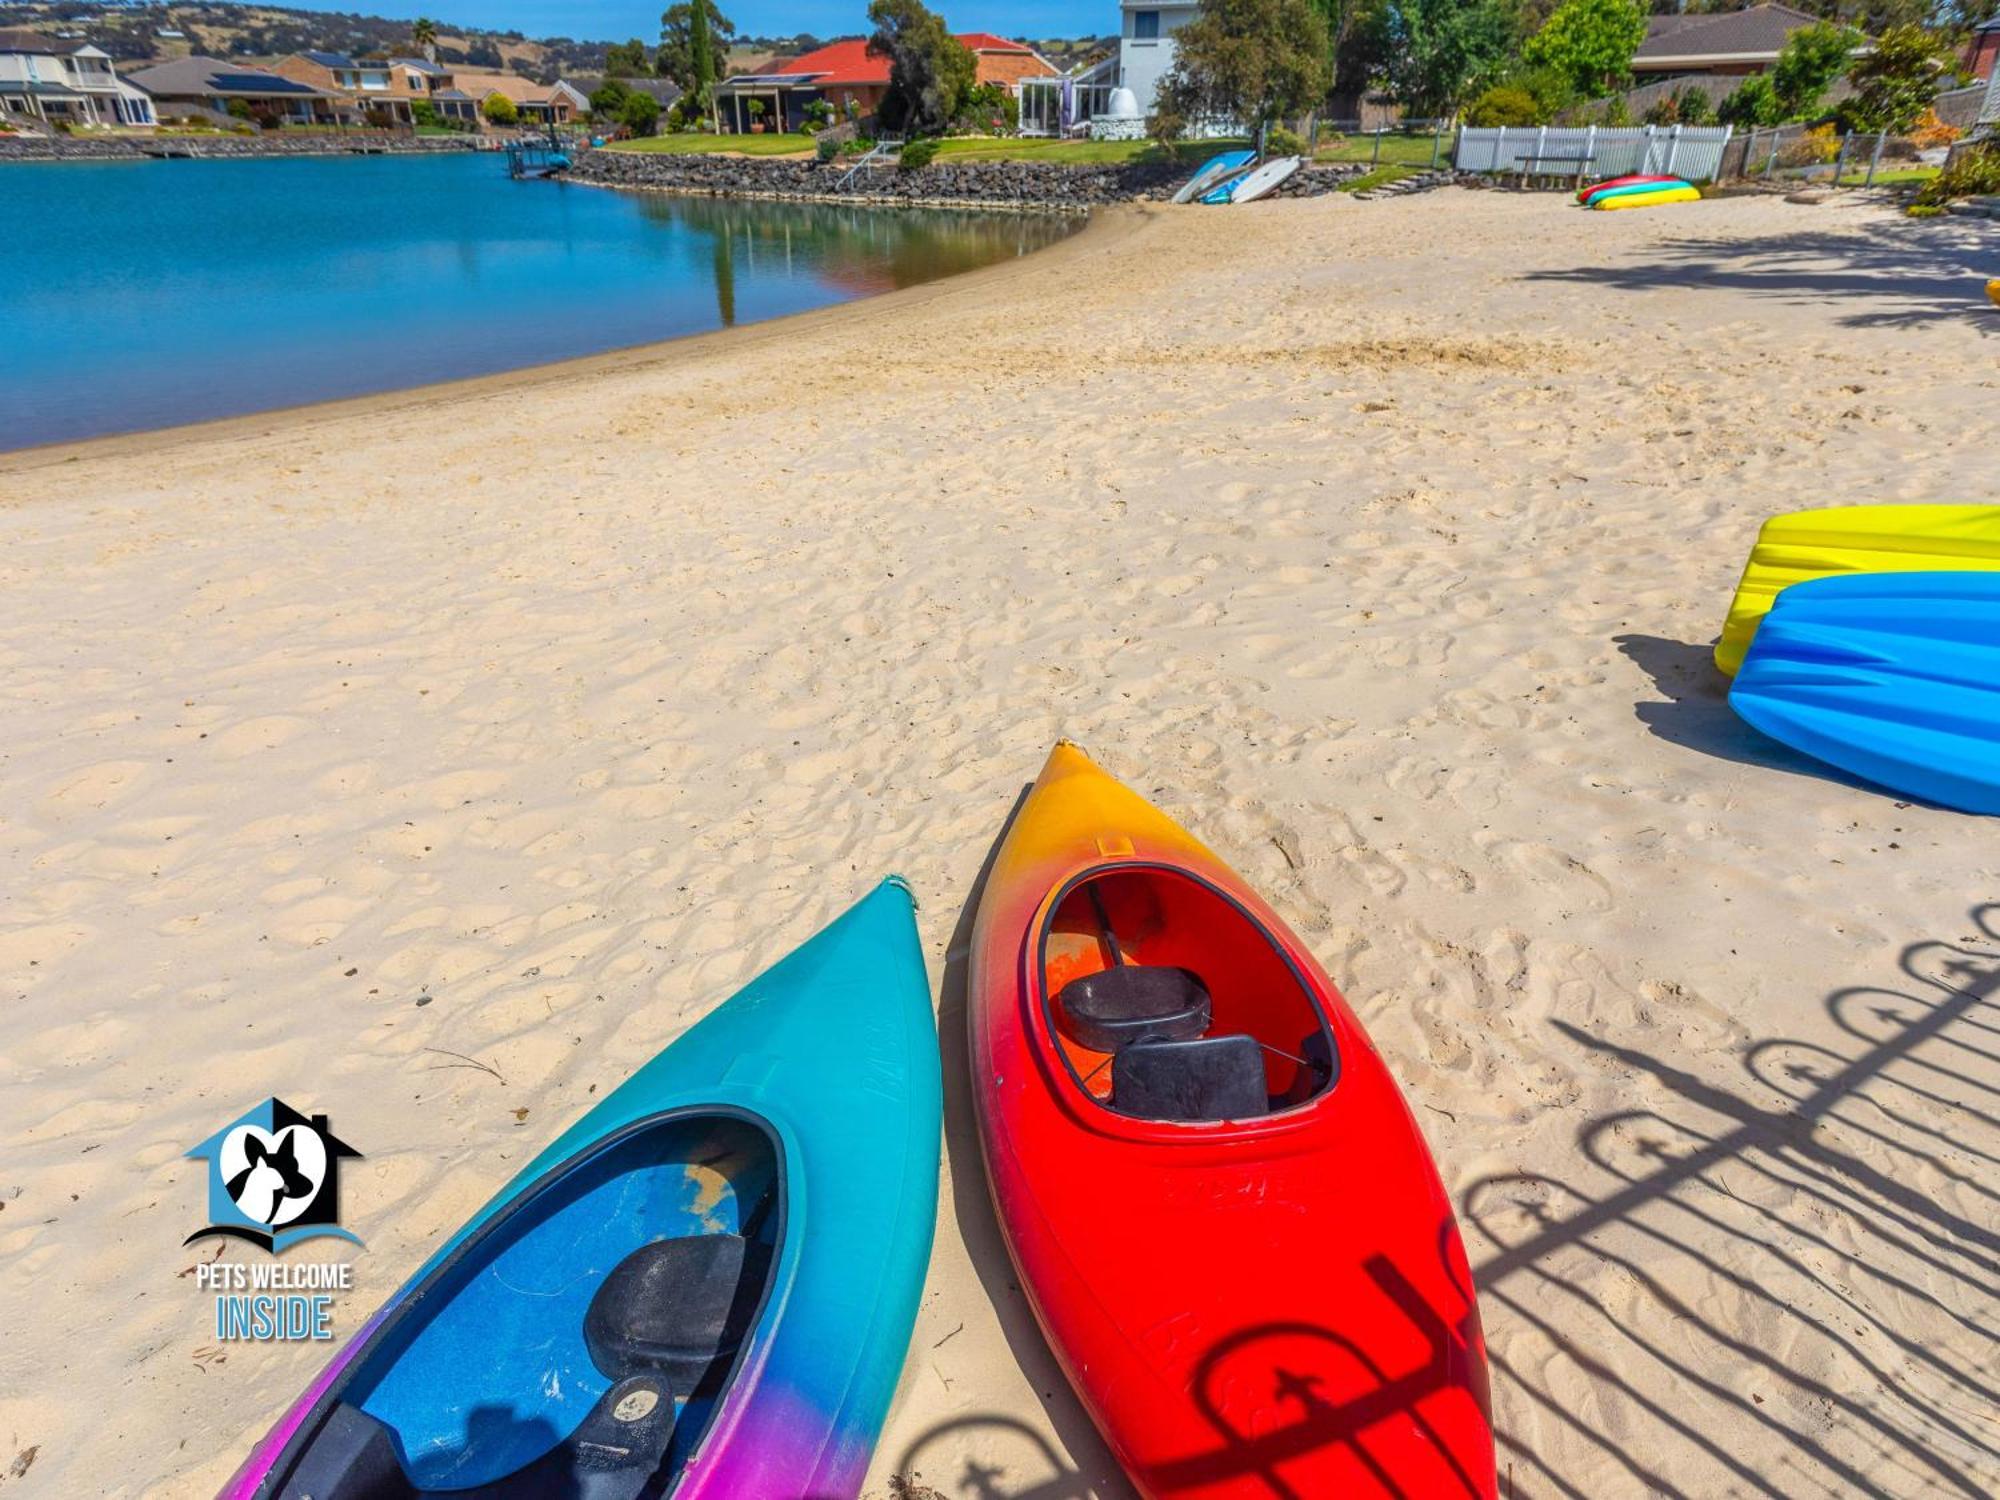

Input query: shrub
[1717,75,1781,128]
[1266,124,1309,156]
[1465,85,1541,127]
[1769,22,1858,121]
[482,94,519,127]
[898,136,939,170]
[1910,142,2000,209]
[815,133,840,162]
[1644,84,1715,127]
[1776,123,1840,168]
[1907,108,1959,151]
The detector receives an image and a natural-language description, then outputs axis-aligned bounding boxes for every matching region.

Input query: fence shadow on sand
[892,876,2000,1497]
[1523,219,1998,332]
[1465,903,2000,1498]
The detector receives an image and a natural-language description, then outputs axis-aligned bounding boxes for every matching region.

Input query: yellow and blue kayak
[220,879,940,1500]
[1731,572,2000,814]
[1715,504,2000,675]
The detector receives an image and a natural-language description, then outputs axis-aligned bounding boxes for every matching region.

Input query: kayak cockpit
[1039,867,1338,1122]
[268,1110,783,1500]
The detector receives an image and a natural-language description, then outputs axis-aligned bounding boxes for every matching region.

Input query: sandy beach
[2,187,1996,1499]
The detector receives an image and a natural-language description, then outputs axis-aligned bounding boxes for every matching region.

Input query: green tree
[482,92,519,126]
[1768,20,1858,119]
[589,78,633,117]
[866,0,976,136]
[605,38,650,78]
[1521,0,1645,99]
[620,90,662,135]
[1369,0,1516,117]
[1842,23,1949,131]
[660,1,732,111]
[411,16,437,60]
[1152,0,1332,139]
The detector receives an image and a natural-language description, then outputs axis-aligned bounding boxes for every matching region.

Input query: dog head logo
[186,1099,362,1254]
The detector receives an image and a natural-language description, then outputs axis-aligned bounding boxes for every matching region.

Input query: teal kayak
[223,878,941,1500]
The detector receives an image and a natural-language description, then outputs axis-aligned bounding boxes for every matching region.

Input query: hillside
[0,3,1110,84]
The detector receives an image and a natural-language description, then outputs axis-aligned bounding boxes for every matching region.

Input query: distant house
[711,32,1056,134]
[1966,17,1999,84]
[126,55,337,125]
[1019,2,1199,137]
[271,51,413,124]
[0,26,157,129]
[440,69,588,127]
[570,74,684,117]
[1632,4,1866,80]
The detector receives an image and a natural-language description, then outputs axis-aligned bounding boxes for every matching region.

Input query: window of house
[1133,11,1160,39]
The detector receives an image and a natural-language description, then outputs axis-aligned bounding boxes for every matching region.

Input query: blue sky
[272,2,1104,42]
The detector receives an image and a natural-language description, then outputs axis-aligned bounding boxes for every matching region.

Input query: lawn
[1315,131,1450,169]
[934,136,1215,165]
[1334,164,1423,193]
[1836,165,1940,187]
[607,132,817,156]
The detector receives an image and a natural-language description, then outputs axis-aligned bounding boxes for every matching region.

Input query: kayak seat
[1054,966,1211,1053]
[277,1374,677,1500]
[586,1231,765,1391]
[1112,1034,1269,1122]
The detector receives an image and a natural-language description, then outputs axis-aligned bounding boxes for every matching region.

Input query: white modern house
[1019,1,1199,138]
[0,27,156,129]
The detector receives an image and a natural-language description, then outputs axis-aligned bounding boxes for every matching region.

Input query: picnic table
[1515,152,1596,190]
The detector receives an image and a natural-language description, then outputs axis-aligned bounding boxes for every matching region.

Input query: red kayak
[969,744,1495,1499]
[1577,173,1679,203]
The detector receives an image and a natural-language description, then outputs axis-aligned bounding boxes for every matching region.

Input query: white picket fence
[1455,124,1736,182]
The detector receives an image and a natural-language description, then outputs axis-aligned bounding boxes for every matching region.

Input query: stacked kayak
[969,743,1496,1498]
[1730,572,2000,814]
[1173,149,1256,204]
[222,879,940,1500]
[1202,154,1302,204]
[1582,174,1699,210]
[1714,504,2000,675]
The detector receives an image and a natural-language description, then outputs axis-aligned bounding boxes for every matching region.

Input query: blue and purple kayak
[220,877,940,1500]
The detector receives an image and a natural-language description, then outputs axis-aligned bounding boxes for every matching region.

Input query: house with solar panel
[124,56,338,127]
[0,26,158,130]
[271,51,417,126]
[712,33,1056,135]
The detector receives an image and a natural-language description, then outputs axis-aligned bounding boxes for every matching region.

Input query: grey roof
[127,56,330,99]
[570,74,683,103]
[1637,5,1835,64]
[389,56,445,75]
[301,49,354,67]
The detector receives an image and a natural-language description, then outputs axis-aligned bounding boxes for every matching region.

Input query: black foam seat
[1054,966,1211,1053]
[586,1232,759,1391]
[1112,1033,1270,1122]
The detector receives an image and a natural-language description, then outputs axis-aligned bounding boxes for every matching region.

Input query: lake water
[0,152,1078,450]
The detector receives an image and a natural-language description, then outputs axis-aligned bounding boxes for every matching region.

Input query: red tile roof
[767,32,1041,86]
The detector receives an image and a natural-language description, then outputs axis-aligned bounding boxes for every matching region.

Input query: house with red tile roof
[711,31,1055,134]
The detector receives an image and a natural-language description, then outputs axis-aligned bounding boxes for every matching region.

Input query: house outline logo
[185,1098,362,1254]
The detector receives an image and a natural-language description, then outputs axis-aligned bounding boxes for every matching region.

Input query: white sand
[1,189,1996,1499]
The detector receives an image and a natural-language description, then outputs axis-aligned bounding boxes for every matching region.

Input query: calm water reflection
[0,152,1079,449]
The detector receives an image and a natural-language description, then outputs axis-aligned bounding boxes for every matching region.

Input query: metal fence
[1454,124,1735,182]
[1717,123,1954,187]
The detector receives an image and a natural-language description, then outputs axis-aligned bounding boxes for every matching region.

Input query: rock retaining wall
[0,133,480,163]
[569,149,1364,209]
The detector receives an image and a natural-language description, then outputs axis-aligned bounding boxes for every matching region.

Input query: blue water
[0,153,1076,450]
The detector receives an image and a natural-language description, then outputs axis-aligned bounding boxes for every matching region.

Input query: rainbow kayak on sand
[218,878,940,1500]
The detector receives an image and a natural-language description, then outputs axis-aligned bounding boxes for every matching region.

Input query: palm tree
[412,16,438,63]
